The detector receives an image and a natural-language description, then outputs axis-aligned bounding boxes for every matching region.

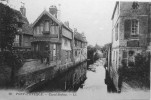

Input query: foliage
[121,51,150,88]
[134,52,150,76]
[87,45,97,60]
[0,3,21,51]
[0,3,23,86]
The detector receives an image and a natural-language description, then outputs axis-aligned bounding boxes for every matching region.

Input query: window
[115,24,118,41]
[128,50,135,66]
[122,51,128,66]
[75,41,77,47]
[131,20,138,35]
[53,44,56,56]
[64,38,68,46]
[75,51,77,56]
[40,24,43,34]
[116,51,118,70]
[37,26,40,34]
[124,19,139,39]
[123,51,127,58]
[14,35,20,46]
[44,20,49,31]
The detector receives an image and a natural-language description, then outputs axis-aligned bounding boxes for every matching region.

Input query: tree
[0,3,22,51]
[0,3,23,86]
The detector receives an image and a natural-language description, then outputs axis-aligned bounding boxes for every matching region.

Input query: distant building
[73,29,87,63]
[110,1,151,91]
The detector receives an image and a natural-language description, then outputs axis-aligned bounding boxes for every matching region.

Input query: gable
[32,10,61,27]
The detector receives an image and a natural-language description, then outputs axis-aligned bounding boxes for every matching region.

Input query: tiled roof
[0,3,33,35]
[22,21,33,35]
[32,10,72,32]
[32,10,62,27]
[74,32,87,43]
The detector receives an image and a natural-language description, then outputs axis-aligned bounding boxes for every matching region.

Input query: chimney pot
[20,6,26,17]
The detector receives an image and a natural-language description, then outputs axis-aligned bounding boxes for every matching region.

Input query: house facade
[31,5,86,65]
[32,6,62,65]
[61,23,73,64]
[0,3,33,51]
[13,6,33,51]
[110,1,151,91]
[73,29,87,64]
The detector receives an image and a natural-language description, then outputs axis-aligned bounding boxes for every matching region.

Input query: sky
[7,0,116,46]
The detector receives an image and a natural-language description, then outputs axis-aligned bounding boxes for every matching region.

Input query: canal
[30,59,150,100]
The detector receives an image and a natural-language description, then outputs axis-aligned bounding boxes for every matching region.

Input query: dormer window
[132,2,139,9]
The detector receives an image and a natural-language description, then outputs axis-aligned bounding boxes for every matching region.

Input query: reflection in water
[32,62,87,92]
[30,60,149,100]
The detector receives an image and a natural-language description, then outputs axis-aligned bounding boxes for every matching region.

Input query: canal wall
[15,59,87,91]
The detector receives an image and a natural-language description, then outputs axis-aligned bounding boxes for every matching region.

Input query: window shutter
[124,20,131,39]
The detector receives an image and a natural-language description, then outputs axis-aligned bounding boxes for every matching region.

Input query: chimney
[74,28,77,32]
[49,5,58,18]
[20,6,26,17]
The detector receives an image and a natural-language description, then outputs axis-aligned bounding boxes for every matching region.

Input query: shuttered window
[124,19,131,39]
[131,19,138,35]
[124,19,139,39]
[122,50,128,66]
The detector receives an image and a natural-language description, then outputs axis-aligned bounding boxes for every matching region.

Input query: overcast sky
[8,0,116,46]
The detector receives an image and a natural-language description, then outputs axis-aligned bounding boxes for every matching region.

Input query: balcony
[42,31,58,38]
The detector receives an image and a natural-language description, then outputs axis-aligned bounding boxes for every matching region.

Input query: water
[0,59,149,100]
[30,59,150,100]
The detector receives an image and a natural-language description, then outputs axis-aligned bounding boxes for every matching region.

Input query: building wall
[112,2,150,66]
[61,27,73,64]
[120,2,150,17]
[23,35,32,47]
[110,2,151,91]
[61,37,71,50]
[33,15,59,36]
[119,2,149,48]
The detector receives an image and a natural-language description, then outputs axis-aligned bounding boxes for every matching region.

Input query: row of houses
[31,5,87,65]
[0,3,87,65]
[104,1,151,92]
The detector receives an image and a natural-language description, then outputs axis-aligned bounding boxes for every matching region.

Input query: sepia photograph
[0,0,150,100]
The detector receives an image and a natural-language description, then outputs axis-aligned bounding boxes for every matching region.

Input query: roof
[19,14,33,35]
[74,32,87,43]
[22,21,33,35]
[32,10,62,27]
[111,1,119,20]
[0,3,33,35]
[32,10,73,32]
[62,24,73,32]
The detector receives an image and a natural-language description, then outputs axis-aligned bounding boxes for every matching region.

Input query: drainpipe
[149,3,151,71]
